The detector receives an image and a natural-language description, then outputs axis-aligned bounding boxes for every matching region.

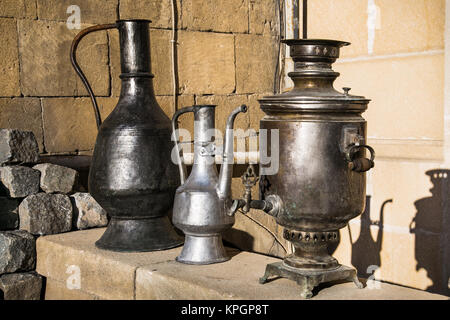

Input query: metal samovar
[235,39,375,298]
[171,104,247,264]
[71,20,183,252]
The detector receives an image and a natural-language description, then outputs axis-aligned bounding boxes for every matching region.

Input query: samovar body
[71,20,183,252]
[261,114,367,231]
[261,108,367,269]
[256,39,375,297]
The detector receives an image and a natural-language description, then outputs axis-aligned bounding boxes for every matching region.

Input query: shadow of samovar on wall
[411,169,450,295]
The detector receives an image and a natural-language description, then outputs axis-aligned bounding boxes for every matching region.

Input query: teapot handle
[70,23,116,130]
[171,106,196,184]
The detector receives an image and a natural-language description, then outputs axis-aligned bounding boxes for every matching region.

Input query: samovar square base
[259,262,363,299]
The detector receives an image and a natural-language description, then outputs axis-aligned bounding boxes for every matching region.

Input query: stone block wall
[0,0,278,155]
[0,129,108,299]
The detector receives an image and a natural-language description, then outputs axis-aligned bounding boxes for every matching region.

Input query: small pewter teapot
[171,104,247,264]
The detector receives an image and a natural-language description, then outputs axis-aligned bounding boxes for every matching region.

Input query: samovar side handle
[345,144,375,172]
[70,23,117,130]
[171,106,196,184]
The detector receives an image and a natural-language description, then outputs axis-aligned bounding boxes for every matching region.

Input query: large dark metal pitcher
[71,19,183,252]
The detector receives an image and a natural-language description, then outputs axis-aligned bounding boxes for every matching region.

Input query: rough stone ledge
[36,228,448,300]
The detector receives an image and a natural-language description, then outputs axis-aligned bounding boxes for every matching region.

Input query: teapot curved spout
[218,104,248,198]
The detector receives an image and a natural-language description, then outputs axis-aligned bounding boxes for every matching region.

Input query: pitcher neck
[119,77,155,99]
[192,106,217,167]
[117,20,153,77]
[116,20,156,99]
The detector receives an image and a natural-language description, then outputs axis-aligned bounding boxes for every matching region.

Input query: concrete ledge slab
[135,255,448,300]
[36,229,448,300]
[36,228,182,299]
[44,278,100,300]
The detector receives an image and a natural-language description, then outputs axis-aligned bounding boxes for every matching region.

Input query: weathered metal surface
[172,105,247,264]
[71,20,183,252]
[259,262,362,299]
[250,38,375,297]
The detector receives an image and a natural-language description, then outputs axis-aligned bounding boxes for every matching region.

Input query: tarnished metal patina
[71,20,183,252]
[237,39,375,298]
[171,104,247,264]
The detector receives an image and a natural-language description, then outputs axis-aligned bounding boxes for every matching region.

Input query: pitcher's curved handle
[70,23,116,130]
[171,106,196,184]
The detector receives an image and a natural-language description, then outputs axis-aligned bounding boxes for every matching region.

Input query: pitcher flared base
[176,234,230,265]
[95,216,183,252]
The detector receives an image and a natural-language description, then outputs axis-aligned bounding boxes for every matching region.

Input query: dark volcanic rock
[0,272,42,300]
[0,197,20,230]
[19,193,72,235]
[0,166,40,198]
[33,163,78,194]
[0,129,39,165]
[0,230,36,275]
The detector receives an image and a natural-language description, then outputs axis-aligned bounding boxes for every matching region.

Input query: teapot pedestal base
[95,216,183,252]
[176,234,230,265]
[259,262,363,299]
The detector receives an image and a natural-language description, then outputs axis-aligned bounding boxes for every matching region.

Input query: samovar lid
[259,39,370,113]
[282,39,350,62]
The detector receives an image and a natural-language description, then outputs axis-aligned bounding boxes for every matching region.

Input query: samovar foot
[259,275,269,284]
[259,266,274,284]
[299,285,314,299]
[350,273,364,289]
[259,261,283,284]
